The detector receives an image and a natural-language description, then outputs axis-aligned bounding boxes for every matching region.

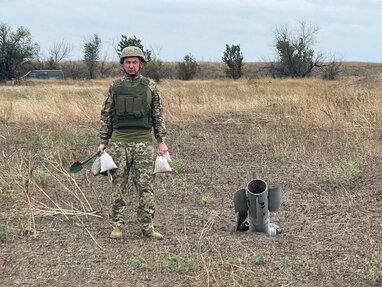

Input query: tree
[177,53,198,80]
[83,34,101,79]
[0,23,39,81]
[46,39,73,69]
[99,51,117,78]
[222,44,243,79]
[143,45,162,82]
[272,21,324,78]
[117,35,152,62]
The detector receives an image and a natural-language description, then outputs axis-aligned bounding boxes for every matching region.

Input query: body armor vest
[111,77,152,130]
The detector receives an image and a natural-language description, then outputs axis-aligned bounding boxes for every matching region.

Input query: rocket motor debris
[233,172,282,235]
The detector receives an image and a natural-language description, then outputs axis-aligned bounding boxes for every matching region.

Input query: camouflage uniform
[99,73,166,234]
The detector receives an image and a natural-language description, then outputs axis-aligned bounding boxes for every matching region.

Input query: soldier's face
[122,57,142,75]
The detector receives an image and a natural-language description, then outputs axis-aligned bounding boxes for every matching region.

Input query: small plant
[161,255,197,273]
[253,126,270,146]
[226,257,237,266]
[0,225,9,243]
[0,116,8,124]
[73,246,85,253]
[171,158,200,173]
[268,149,289,162]
[360,251,382,283]
[318,160,360,184]
[279,256,291,264]
[251,251,265,265]
[32,169,50,188]
[44,268,58,276]
[124,257,152,269]
[200,193,214,204]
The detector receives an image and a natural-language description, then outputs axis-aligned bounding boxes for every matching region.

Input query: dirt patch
[0,115,381,286]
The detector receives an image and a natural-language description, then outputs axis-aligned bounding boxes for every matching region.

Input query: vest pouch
[115,95,127,116]
[115,95,145,118]
[130,96,144,118]
[112,77,153,130]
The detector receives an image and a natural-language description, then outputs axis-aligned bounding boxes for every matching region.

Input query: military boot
[143,228,163,240]
[110,226,123,239]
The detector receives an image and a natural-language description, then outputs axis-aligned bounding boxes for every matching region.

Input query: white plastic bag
[100,152,118,173]
[153,155,172,174]
[163,151,172,164]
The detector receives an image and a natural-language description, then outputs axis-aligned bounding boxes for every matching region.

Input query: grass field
[0,74,381,286]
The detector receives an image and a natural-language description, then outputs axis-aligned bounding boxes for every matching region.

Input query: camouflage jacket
[99,74,166,145]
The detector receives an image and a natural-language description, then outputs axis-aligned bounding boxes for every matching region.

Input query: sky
[1,0,381,62]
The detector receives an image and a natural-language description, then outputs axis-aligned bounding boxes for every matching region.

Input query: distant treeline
[18,60,382,81]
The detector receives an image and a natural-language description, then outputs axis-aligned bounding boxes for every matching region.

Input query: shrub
[177,53,198,80]
[322,60,342,80]
[144,59,163,82]
[222,44,243,79]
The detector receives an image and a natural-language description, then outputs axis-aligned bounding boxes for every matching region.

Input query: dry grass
[1,76,381,129]
[1,75,381,169]
[0,74,381,286]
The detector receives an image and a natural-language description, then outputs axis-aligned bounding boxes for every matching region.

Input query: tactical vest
[111,77,152,130]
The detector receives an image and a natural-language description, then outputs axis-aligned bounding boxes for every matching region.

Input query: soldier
[98,46,168,240]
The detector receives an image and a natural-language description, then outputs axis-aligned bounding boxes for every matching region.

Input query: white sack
[164,151,172,164]
[100,152,118,173]
[153,155,172,174]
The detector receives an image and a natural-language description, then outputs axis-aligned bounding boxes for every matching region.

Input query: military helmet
[120,46,146,63]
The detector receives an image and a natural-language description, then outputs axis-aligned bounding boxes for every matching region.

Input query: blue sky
[1,0,381,62]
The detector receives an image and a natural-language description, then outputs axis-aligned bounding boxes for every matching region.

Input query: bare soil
[0,114,381,287]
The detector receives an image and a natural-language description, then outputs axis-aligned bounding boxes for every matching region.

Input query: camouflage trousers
[108,141,155,232]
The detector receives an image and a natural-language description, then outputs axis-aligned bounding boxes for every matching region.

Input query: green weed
[360,252,382,283]
[268,149,289,162]
[0,116,8,124]
[200,193,214,204]
[226,257,237,266]
[44,268,58,276]
[253,126,270,146]
[171,158,200,173]
[251,251,265,265]
[124,257,153,269]
[279,256,291,264]
[318,160,360,184]
[32,169,50,188]
[161,255,198,273]
[0,225,9,243]
[73,247,85,253]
